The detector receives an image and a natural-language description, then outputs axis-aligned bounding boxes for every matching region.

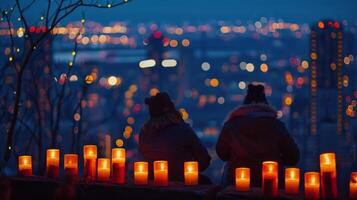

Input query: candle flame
[160,163,165,170]
[324,154,331,164]
[50,151,56,158]
[23,158,28,165]
[139,165,143,172]
[240,171,245,179]
[188,166,193,172]
[311,177,316,184]
[89,150,93,156]
[268,165,273,172]
[290,171,295,178]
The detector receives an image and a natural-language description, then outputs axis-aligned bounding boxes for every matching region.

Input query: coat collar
[226,103,277,122]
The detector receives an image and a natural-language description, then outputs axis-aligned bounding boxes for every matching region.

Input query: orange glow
[235,168,250,192]
[134,162,148,185]
[154,160,168,186]
[260,63,269,73]
[262,161,278,197]
[305,172,320,200]
[184,161,198,185]
[112,148,126,184]
[182,39,190,47]
[18,155,32,176]
[46,149,60,178]
[83,145,97,180]
[320,153,337,199]
[285,168,300,194]
[284,96,293,106]
[97,158,111,181]
[64,154,78,177]
[350,172,357,199]
[210,78,219,87]
[318,21,325,29]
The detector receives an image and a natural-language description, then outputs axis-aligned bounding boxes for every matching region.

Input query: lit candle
[285,168,300,195]
[97,158,111,181]
[154,160,168,186]
[83,145,97,180]
[235,167,250,192]
[350,172,357,199]
[262,161,278,197]
[134,162,148,185]
[18,155,32,177]
[112,148,126,184]
[184,161,198,186]
[64,154,78,178]
[46,149,60,178]
[320,153,337,199]
[305,172,320,200]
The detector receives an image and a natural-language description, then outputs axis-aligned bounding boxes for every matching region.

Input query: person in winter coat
[216,84,300,187]
[139,92,212,183]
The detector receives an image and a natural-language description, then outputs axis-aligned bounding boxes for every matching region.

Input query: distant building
[308,21,355,188]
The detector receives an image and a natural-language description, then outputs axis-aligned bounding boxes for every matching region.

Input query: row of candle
[18,145,199,186]
[235,153,355,199]
[17,149,357,198]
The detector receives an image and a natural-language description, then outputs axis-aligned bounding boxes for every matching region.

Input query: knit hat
[144,92,176,117]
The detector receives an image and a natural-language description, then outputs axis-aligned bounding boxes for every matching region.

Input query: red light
[162,37,169,46]
[42,26,47,32]
[334,22,340,29]
[328,21,333,27]
[29,26,35,33]
[153,31,162,39]
[35,27,41,33]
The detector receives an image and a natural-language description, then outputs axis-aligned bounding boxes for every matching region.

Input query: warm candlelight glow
[64,154,78,178]
[134,162,148,185]
[46,149,60,178]
[350,172,357,199]
[112,148,126,184]
[305,172,320,200]
[184,161,198,185]
[154,160,168,186]
[262,161,278,197]
[83,145,97,180]
[320,153,337,199]
[235,168,250,192]
[97,158,111,181]
[285,168,300,195]
[18,155,32,177]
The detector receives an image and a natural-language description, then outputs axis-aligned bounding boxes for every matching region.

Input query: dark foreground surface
[5,177,304,200]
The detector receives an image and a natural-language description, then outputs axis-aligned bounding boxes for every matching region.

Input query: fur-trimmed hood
[227,103,277,122]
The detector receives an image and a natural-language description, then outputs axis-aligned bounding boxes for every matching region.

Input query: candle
[262,161,278,197]
[235,167,250,192]
[83,145,97,180]
[97,158,111,181]
[46,149,60,178]
[64,154,78,178]
[350,172,357,199]
[305,172,320,200]
[320,153,338,199]
[134,162,148,185]
[154,160,168,186]
[184,161,198,186]
[285,168,300,195]
[18,155,32,177]
[112,148,126,184]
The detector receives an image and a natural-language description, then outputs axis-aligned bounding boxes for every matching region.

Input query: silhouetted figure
[139,92,211,184]
[216,84,300,188]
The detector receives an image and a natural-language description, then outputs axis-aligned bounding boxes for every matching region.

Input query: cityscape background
[0,0,356,194]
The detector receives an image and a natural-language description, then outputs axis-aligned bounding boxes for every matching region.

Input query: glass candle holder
[18,155,32,177]
[262,161,278,197]
[46,149,60,178]
[154,160,168,186]
[184,161,198,185]
[112,148,126,184]
[235,167,250,192]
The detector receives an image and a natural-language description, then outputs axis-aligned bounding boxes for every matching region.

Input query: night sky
[65,0,357,23]
[1,0,357,24]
